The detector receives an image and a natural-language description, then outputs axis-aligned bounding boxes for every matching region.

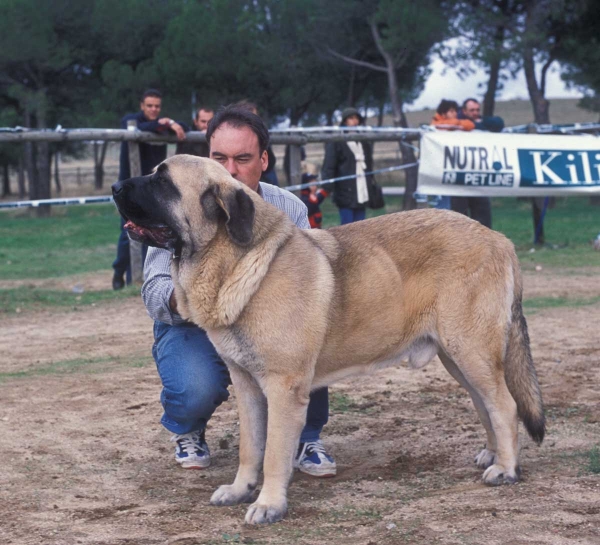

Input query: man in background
[112,89,186,290]
[176,106,214,157]
[460,98,505,133]
[449,97,503,229]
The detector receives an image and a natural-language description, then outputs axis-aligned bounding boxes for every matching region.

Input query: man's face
[209,123,268,192]
[463,100,481,121]
[194,109,214,131]
[140,96,162,121]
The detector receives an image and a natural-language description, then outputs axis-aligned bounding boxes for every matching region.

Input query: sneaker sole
[178,462,210,469]
[177,459,211,470]
[297,467,336,478]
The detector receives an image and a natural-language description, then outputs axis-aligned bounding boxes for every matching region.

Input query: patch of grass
[0,355,152,383]
[0,204,122,279]
[1,194,599,285]
[329,392,353,413]
[524,295,600,312]
[586,445,600,474]
[490,197,600,267]
[328,505,383,523]
[0,285,139,313]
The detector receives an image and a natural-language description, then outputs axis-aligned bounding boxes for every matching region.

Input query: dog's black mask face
[111,164,181,251]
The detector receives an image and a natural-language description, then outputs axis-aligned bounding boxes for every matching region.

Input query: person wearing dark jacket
[321,107,378,225]
[175,107,214,157]
[112,89,186,290]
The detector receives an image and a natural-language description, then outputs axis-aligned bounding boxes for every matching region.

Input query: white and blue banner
[417,131,600,196]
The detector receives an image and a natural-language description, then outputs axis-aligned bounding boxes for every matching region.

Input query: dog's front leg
[244,375,311,525]
[211,364,267,506]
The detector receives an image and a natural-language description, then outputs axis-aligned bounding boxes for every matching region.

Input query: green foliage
[556,1,600,115]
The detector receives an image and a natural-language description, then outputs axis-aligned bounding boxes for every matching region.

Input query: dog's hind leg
[244,373,312,525]
[438,350,497,469]
[211,364,267,507]
[442,347,520,485]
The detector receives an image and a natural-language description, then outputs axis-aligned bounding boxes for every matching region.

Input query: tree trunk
[24,111,38,202]
[483,1,508,117]
[1,164,10,197]
[34,106,51,217]
[378,100,385,127]
[483,59,500,117]
[17,151,26,199]
[35,142,51,217]
[94,141,108,190]
[53,151,62,193]
[385,63,418,210]
[523,49,550,124]
[289,110,300,127]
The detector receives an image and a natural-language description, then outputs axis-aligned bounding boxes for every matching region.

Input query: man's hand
[170,122,186,141]
[158,118,186,141]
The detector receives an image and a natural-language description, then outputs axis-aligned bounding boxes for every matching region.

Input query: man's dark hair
[194,106,214,120]
[436,99,460,116]
[141,88,162,101]
[206,104,270,154]
[462,97,480,110]
[233,99,259,114]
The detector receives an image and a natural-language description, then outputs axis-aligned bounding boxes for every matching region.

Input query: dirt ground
[1,267,599,545]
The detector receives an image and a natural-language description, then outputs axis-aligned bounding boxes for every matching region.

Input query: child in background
[300,173,328,229]
[431,99,475,131]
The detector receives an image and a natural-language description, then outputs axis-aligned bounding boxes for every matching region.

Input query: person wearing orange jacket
[431,99,475,131]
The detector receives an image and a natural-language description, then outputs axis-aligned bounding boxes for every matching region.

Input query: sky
[406,56,585,111]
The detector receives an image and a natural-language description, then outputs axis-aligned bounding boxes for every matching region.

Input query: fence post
[288,144,302,187]
[127,119,144,285]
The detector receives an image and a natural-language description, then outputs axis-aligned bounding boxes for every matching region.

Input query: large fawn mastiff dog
[112,155,545,525]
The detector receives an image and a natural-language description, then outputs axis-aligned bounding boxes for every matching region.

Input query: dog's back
[306,209,515,380]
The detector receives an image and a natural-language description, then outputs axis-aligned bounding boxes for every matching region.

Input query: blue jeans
[339,207,366,225]
[434,195,451,210]
[152,321,329,442]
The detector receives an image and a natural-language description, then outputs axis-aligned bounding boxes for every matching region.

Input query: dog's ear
[200,185,255,246]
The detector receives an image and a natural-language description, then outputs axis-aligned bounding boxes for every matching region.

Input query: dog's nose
[112,181,124,195]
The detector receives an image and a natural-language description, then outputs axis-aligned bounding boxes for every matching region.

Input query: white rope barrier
[0,161,417,210]
[0,196,114,210]
[286,162,418,192]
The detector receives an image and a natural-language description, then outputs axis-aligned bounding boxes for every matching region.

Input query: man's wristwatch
[168,119,175,127]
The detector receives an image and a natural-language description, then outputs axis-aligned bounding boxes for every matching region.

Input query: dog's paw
[244,498,287,525]
[482,464,520,486]
[474,448,496,469]
[210,484,255,506]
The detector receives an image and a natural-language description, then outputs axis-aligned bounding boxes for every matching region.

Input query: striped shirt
[141,182,310,325]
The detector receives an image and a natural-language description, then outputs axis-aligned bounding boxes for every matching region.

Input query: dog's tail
[504,270,545,445]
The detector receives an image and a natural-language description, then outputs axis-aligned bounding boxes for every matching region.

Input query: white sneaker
[171,430,211,469]
[295,440,336,477]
